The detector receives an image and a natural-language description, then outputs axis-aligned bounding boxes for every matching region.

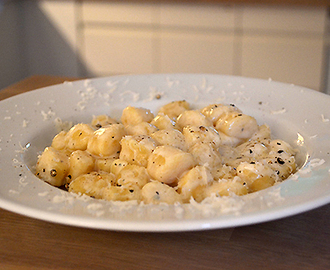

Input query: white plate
[0,74,329,232]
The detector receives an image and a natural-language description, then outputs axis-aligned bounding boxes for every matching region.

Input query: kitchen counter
[0,75,330,270]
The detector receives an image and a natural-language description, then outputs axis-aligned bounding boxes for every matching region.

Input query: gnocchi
[36,101,297,205]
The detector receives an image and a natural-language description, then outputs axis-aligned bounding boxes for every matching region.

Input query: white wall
[0,0,84,90]
[22,0,82,78]
[0,0,329,93]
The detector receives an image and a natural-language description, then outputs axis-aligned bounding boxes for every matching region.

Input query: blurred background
[0,0,329,93]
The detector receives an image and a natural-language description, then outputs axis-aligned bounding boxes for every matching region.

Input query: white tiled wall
[240,6,327,90]
[159,3,237,29]
[2,1,328,91]
[159,30,236,74]
[241,6,327,34]
[23,0,80,78]
[241,35,325,89]
[83,28,155,75]
[78,1,328,91]
[80,2,240,77]
[81,2,157,25]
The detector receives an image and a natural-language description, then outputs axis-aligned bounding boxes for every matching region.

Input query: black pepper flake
[129,189,134,193]
[277,142,281,145]
[278,150,284,154]
[277,157,285,165]
[250,161,255,164]
[79,132,83,136]
[50,169,57,177]
[156,191,160,195]
[249,149,253,154]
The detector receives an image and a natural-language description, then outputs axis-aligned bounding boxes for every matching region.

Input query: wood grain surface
[0,75,329,270]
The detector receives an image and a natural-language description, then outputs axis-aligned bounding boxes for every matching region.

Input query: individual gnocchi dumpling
[236,161,276,192]
[264,154,296,181]
[188,142,221,168]
[211,164,237,181]
[95,157,117,173]
[65,123,94,151]
[204,177,248,197]
[141,181,182,204]
[217,130,243,147]
[235,140,270,160]
[177,166,213,203]
[67,150,95,182]
[91,115,118,129]
[119,135,157,167]
[158,100,190,121]
[249,124,271,141]
[68,172,115,199]
[267,139,296,179]
[150,129,187,151]
[36,147,69,187]
[87,124,126,157]
[147,145,196,185]
[201,103,241,125]
[51,131,67,150]
[215,112,258,140]
[176,110,212,130]
[103,184,142,202]
[269,139,296,156]
[121,106,154,126]
[182,125,221,149]
[110,159,129,176]
[116,164,150,188]
[125,122,158,136]
[150,114,176,130]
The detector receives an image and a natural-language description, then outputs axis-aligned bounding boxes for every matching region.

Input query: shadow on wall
[0,1,92,90]
[0,1,25,90]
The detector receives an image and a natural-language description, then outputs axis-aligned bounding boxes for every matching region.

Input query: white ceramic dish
[0,74,329,232]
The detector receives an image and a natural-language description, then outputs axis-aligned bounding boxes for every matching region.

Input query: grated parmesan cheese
[321,114,329,122]
[271,108,286,115]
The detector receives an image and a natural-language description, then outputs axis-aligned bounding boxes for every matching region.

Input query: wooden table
[0,75,329,270]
